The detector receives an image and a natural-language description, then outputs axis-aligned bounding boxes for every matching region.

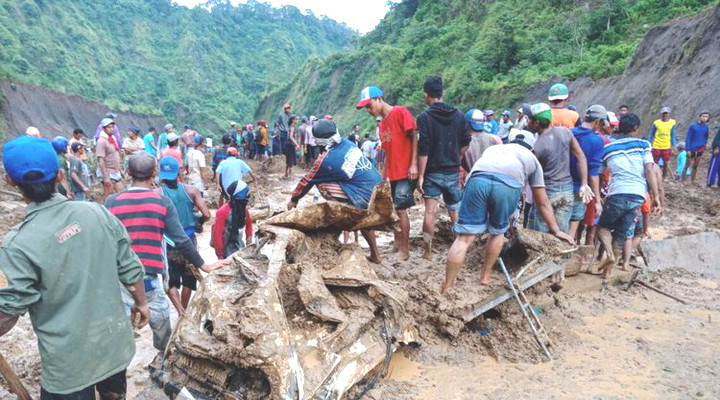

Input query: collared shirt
[0,194,144,394]
[602,136,654,197]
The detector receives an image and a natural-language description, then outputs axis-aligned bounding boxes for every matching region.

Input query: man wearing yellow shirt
[648,107,677,178]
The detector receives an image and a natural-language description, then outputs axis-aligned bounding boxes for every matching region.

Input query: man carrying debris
[416,76,470,260]
[441,130,574,293]
[287,119,384,264]
[106,152,225,351]
[357,85,418,260]
[597,113,662,284]
[0,136,150,399]
[217,148,258,253]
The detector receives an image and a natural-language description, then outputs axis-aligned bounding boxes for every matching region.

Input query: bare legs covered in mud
[394,209,411,260]
[422,198,458,260]
[440,232,505,294]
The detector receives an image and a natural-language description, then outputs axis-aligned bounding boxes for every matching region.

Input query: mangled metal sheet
[160,182,415,400]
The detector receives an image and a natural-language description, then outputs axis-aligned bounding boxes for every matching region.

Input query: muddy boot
[422,233,433,260]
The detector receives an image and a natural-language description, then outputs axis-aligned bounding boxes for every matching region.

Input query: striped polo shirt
[602,136,654,198]
[106,189,169,275]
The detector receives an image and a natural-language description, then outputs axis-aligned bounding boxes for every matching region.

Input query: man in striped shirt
[106,152,224,352]
[597,114,661,284]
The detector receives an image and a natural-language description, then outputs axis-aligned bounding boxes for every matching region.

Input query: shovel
[0,351,32,400]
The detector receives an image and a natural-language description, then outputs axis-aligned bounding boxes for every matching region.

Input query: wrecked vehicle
[159,183,417,399]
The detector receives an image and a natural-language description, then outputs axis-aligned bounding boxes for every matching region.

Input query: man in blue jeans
[416,76,470,260]
[441,131,574,293]
[598,113,661,283]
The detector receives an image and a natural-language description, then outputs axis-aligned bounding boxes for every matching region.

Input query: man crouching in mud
[0,136,150,399]
[287,119,384,263]
[441,130,574,293]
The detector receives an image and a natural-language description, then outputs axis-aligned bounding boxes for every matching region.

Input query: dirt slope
[0,80,166,140]
[522,4,720,132]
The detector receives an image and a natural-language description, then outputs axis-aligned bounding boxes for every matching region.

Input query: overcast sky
[172,0,391,33]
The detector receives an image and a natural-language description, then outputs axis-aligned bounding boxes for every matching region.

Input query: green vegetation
[0,0,356,137]
[259,0,718,134]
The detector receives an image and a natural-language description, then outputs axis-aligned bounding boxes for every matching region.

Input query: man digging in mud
[597,114,661,285]
[441,130,574,293]
[287,119,384,264]
[0,136,150,399]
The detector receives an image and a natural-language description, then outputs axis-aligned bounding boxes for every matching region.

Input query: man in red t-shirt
[357,85,418,260]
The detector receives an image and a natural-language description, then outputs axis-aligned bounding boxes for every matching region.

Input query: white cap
[100,118,115,127]
[167,133,179,142]
[25,126,40,137]
[508,128,536,150]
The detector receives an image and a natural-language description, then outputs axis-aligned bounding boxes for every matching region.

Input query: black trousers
[40,370,126,400]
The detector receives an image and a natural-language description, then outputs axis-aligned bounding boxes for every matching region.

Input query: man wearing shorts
[357,85,418,260]
[598,114,661,283]
[681,111,710,184]
[96,117,124,200]
[648,107,677,178]
[441,132,573,293]
[416,76,470,260]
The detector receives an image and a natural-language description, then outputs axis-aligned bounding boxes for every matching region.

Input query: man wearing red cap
[357,85,418,260]
[277,103,292,154]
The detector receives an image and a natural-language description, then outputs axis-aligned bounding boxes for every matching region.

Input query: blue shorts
[454,174,522,235]
[570,192,587,221]
[391,179,416,210]
[598,193,645,249]
[529,183,573,234]
[422,171,462,210]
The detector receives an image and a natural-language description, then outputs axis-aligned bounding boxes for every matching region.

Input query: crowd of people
[0,78,716,399]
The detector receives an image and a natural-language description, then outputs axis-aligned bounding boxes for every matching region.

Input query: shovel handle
[0,351,32,400]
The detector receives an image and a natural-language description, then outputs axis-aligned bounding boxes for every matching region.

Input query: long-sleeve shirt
[417,102,471,173]
[684,122,709,151]
[712,127,720,149]
[0,195,143,394]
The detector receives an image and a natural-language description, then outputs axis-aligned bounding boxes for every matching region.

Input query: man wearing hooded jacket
[416,76,471,260]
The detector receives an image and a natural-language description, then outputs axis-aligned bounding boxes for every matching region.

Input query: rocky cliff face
[522,5,720,133]
[0,80,166,140]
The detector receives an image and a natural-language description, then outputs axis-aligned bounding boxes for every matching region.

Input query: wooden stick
[0,351,32,400]
[636,280,688,305]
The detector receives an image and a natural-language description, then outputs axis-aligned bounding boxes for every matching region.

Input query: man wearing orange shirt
[548,83,581,129]
[357,86,418,260]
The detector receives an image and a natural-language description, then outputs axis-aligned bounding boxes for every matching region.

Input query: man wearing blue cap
[462,108,502,172]
[497,110,514,142]
[0,136,149,399]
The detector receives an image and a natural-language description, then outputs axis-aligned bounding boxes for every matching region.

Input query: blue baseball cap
[464,108,486,131]
[356,86,384,109]
[3,136,58,184]
[159,156,180,180]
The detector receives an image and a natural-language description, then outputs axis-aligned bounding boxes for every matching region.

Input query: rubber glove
[579,184,594,204]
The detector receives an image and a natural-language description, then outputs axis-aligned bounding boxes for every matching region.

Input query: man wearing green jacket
[0,136,149,399]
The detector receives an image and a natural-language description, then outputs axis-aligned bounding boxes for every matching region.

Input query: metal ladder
[498,257,554,361]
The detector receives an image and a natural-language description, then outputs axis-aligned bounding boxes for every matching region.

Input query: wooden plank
[461,261,561,322]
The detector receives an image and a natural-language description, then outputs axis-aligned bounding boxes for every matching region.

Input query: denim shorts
[598,193,645,249]
[454,174,522,235]
[529,183,573,233]
[422,171,462,210]
[391,179,416,210]
[570,191,587,221]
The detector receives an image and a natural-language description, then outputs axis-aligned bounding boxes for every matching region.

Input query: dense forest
[257,0,719,133]
[0,0,356,135]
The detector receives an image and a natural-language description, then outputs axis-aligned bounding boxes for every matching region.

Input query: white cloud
[172,0,391,33]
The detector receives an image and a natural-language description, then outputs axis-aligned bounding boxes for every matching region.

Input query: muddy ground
[1,155,719,399]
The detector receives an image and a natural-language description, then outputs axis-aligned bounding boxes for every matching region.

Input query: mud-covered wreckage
[159,183,417,399]
[157,182,576,399]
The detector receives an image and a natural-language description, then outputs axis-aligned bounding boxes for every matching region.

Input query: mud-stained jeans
[120,275,172,352]
[528,183,573,234]
[40,370,127,400]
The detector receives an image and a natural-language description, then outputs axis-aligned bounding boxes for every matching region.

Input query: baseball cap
[522,103,553,125]
[677,141,686,149]
[324,114,333,120]
[464,108,486,131]
[606,111,619,127]
[660,107,671,114]
[375,116,382,122]
[484,109,495,116]
[158,156,180,180]
[164,123,174,130]
[230,121,237,126]
[100,118,115,127]
[227,147,238,155]
[310,116,318,122]
[128,152,157,179]
[71,142,85,152]
[3,136,58,184]
[259,119,267,125]
[167,133,179,142]
[585,104,608,121]
[356,86,384,109]
[194,135,204,145]
[548,83,569,101]
[312,119,341,147]
[508,129,536,150]
[25,126,41,137]
[283,103,291,109]
[128,126,141,134]
[502,110,512,117]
